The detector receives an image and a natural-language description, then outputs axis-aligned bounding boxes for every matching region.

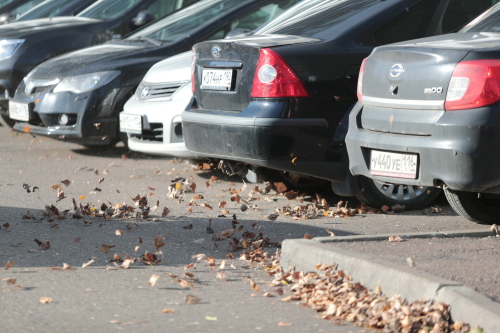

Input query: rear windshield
[128,0,247,43]
[461,2,500,32]
[78,0,141,20]
[254,0,380,37]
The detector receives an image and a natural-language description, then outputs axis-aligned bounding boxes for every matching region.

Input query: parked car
[15,0,98,22]
[0,0,196,127]
[346,4,500,223]
[121,1,297,158]
[182,0,496,208]
[10,0,300,147]
[0,0,45,24]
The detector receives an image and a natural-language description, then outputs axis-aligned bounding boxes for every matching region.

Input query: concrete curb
[281,229,500,332]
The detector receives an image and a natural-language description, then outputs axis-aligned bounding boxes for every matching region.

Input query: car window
[78,0,141,20]
[16,0,78,21]
[460,1,500,32]
[128,0,248,43]
[10,0,45,17]
[254,0,381,37]
[205,0,301,40]
[0,0,15,8]
[147,0,177,20]
[373,0,437,45]
[441,0,499,33]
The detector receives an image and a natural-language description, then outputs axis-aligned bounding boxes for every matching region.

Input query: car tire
[444,188,500,224]
[0,113,15,128]
[356,176,441,210]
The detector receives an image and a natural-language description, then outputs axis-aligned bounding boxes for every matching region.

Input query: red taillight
[191,48,195,93]
[357,58,367,104]
[251,48,310,98]
[445,60,500,111]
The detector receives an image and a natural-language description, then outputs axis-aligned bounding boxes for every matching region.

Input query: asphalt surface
[0,125,495,332]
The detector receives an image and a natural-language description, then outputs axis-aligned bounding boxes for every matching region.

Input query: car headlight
[0,39,24,61]
[53,71,120,94]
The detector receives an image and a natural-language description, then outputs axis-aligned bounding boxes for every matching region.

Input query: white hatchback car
[120,51,194,158]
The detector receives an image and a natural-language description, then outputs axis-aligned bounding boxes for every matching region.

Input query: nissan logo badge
[390,64,404,78]
[211,46,221,57]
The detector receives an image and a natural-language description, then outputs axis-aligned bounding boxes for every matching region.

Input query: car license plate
[370,150,418,179]
[9,101,30,121]
[119,113,142,134]
[201,69,233,91]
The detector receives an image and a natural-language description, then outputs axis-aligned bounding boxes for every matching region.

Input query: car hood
[142,51,191,84]
[390,31,500,50]
[0,17,100,38]
[28,42,172,79]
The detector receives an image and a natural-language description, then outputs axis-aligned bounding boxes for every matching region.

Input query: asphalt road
[0,126,487,332]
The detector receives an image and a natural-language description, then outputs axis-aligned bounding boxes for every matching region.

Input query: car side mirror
[132,10,154,27]
[225,29,251,39]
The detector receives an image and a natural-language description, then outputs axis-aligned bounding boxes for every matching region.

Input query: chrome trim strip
[363,96,444,110]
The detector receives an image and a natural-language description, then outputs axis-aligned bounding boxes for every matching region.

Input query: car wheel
[356,176,441,210]
[444,188,500,224]
[0,113,15,128]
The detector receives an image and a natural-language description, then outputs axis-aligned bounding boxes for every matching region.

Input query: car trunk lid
[192,35,319,112]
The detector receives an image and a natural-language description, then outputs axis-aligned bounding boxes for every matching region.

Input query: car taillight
[191,48,195,93]
[357,58,367,104]
[251,48,309,98]
[445,60,500,111]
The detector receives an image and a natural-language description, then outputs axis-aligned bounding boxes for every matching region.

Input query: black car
[182,0,495,209]
[0,0,46,24]
[0,0,196,127]
[15,0,98,22]
[346,4,500,223]
[10,0,299,146]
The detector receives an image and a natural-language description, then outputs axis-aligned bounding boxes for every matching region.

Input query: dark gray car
[346,3,500,223]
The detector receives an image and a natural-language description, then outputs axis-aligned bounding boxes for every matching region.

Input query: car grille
[131,122,163,142]
[33,85,56,94]
[138,81,187,100]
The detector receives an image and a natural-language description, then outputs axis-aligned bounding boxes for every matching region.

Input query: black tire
[0,113,15,128]
[356,176,441,210]
[444,188,500,224]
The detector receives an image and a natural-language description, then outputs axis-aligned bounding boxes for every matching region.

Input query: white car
[120,51,194,158]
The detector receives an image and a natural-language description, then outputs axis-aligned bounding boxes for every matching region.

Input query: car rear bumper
[346,102,500,193]
[182,110,346,182]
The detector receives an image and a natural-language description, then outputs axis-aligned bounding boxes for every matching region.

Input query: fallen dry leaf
[73,237,82,243]
[388,236,403,242]
[5,260,14,270]
[185,294,201,305]
[100,244,115,254]
[162,308,176,314]
[149,274,160,287]
[82,259,95,269]
[61,179,71,187]
[154,235,166,250]
[274,182,287,193]
[98,177,105,184]
[39,297,52,304]
[303,233,312,240]
[278,322,292,326]
[3,277,16,285]
[115,230,123,236]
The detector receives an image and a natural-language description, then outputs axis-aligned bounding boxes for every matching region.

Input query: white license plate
[370,150,418,179]
[119,113,142,134]
[9,101,29,121]
[201,69,233,91]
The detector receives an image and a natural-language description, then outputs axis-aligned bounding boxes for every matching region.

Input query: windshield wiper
[125,37,162,46]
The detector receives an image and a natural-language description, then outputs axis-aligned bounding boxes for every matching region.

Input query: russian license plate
[370,150,418,179]
[9,101,29,121]
[119,113,142,134]
[201,69,233,91]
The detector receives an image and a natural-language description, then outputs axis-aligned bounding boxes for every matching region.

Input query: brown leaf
[50,184,61,190]
[161,207,170,217]
[93,169,99,175]
[284,190,299,200]
[200,202,213,210]
[3,277,16,285]
[5,260,14,270]
[39,297,52,304]
[73,237,82,243]
[162,308,176,314]
[138,237,143,244]
[273,182,288,193]
[57,187,65,198]
[103,168,108,174]
[278,322,292,327]
[60,179,71,187]
[304,233,312,240]
[231,194,241,204]
[154,235,166,250]
[391,204,406,213]
[189,182,196,192]
[100,244,115,254]
[218,201,227,208]
[83,220,92,225]
[185,294,201,305]
[98,177,105,184]
[250,279,260,292]
[115,230,123,236]
[218,229,235,240]
[381,205,390,212]
[121,154,128,161]
[149,274,160,287]
[182,224,193,230]
[2,222,10,229]
[388,236,403,242]
[267,214,279,221]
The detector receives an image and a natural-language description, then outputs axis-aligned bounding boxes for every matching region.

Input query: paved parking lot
[0,125,491,332]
